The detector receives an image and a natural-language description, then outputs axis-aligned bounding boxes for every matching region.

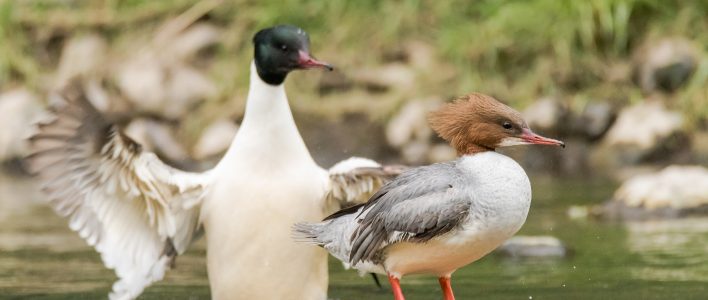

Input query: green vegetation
[0,0,705,122]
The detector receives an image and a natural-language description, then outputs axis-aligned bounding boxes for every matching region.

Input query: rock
[523,97,567,132]
[298,112,396,167]
[165,65,217,118]
[318,69,353,95]
[497,236,568,258]
[193,118,239,160]
[55,33,108,86]
[114,23,219,119]
[167,23,221,63]
[123,118,190,164]
[692,130,708,165]
[400,141,430,164]
[0,89,44,162]
[116,52,166,113]
[598,100,684,164]
[386,99,439,148]
[428,143,457,163]
[595,165,708,220]
[633,37,699,93]
[386,98,442,164]
[403,40,436,70]
[567,205,590,220]
[351,63,416,92]
[605,61,632,84]
[579,101,616,140]
[54,34,112,111]
[83,79,114,112]
[116,53,215,119]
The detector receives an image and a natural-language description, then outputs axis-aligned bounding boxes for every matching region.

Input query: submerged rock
[596,165,708,220]
[497,236,568,258]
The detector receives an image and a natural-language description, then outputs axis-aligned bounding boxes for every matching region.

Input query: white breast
[384,151,532,277]
[455,151,532,240]
[200,62,331,300]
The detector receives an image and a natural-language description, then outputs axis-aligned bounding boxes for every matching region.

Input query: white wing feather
[27,83,211,300]
[326,157,404,207]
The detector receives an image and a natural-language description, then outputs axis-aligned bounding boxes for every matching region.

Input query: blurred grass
[0,0,706,123]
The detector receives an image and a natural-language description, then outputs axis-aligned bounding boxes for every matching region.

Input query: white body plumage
[298,152,531,278]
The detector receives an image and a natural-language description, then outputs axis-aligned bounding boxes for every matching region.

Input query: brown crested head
[428,93,564,155]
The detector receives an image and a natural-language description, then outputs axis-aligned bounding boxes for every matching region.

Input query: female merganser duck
[294,93,564,300]
[27,25,399,300]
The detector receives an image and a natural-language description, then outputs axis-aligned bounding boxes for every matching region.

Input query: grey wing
[348,162,471,264]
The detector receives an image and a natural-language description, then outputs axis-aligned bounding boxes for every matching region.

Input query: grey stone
[596,165,708,220]
[579,101,616,140]
[497,236,567,258]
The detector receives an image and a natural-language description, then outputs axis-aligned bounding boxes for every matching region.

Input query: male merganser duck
[294,93,564,300]
[27,25,399,300]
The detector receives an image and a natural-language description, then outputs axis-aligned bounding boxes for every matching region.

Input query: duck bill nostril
[520,128,565,147]
[297,50,334,71]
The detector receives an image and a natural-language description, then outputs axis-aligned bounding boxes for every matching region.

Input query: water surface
[2,173,707,299]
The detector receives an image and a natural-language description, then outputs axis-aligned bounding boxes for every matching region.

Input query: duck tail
[291,222,325,246]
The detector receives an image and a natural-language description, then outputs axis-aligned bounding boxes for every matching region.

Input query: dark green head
[253,25,333,85]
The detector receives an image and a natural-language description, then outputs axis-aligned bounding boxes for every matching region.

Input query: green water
[2,173,708,299]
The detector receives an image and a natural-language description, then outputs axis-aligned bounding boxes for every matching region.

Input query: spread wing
[345,162,471,264]
[326,157,405,208]
[26,83,212,300]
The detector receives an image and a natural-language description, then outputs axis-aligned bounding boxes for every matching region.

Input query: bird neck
[242,61,290,122]
[460,144,494,155]
[222,61,315,168]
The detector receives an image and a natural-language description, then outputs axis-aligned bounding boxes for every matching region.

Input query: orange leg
[388,274,405,300]
[438,276,455,300]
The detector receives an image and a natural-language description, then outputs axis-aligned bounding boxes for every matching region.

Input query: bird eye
[279,44,288,51]
[502,122,513,130]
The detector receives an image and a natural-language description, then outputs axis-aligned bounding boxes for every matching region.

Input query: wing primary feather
[27,80,211,300]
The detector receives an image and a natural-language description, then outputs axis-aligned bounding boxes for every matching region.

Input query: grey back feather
[347,161,472,264]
